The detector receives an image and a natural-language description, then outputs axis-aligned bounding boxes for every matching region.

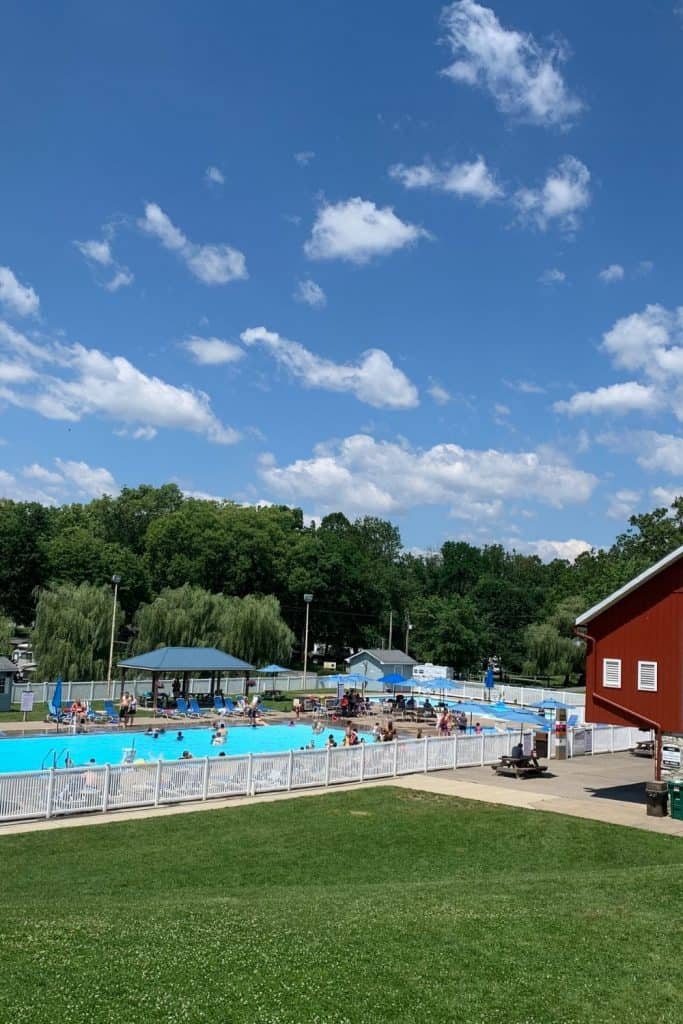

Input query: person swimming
[176,731,184,741]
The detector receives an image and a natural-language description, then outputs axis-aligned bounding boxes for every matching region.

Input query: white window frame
[637,660,657,692]
[602,658,622,688]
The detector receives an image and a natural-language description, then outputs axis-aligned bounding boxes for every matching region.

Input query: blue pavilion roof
[118,646,253,673]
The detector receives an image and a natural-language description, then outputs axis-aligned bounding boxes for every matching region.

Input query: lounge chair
[174,698,191,717]
[223,698,240,716]
[213,695,226,713]
[46,701,70,724]
[103,700,121,724]
[189,698,211,718]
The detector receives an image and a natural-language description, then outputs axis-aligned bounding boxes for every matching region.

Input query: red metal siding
[585,558,683,732]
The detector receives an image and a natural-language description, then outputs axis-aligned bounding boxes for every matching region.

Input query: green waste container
[668,780,683,821]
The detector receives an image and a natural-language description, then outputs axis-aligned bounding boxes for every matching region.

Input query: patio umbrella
[256,664,290,674]
[530,698,569,710]
[50,676,63,732]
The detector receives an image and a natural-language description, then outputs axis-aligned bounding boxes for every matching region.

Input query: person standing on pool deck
[249,694,260,727]
[127,692,137,728]
[118,692,129,727]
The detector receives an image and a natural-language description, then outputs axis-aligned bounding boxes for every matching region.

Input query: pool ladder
[41,748,72,770]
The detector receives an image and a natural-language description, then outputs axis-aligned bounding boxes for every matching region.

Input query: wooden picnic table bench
[492,755,549,779]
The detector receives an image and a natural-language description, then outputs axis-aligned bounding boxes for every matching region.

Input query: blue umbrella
[51,675,63,714]
[530,698,568,710]
[484,667,495,690]
[378,673,410,685]
[256,664,290,674]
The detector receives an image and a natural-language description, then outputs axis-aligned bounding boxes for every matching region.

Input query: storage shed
[346,649,416,682]
[0,656,18,712]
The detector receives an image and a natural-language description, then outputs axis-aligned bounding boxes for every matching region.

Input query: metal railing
[0,724,651,825]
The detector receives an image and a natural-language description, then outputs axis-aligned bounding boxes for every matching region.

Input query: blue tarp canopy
[256,664,290,674]
[118,647,253,673]
[378,673,411,686]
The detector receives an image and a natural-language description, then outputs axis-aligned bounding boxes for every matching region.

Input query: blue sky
[1,0,683,560]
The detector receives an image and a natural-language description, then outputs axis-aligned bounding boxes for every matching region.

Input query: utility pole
[388,610,393,651]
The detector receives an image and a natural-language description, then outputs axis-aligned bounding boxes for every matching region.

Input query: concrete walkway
[1,751,681,839]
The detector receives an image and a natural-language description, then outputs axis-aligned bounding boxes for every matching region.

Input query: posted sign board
[20,690,35,713]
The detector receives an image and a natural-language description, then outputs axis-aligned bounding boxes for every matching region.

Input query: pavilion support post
[182,671,189,697]
[119,667,127,700]
[152,672,158,711]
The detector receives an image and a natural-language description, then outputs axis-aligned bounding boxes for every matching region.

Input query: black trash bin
[645,780,668,817]
[534,732,548,758]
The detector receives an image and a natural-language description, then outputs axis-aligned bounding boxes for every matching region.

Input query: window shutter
[638,661,657,692]
[603,658,621,688]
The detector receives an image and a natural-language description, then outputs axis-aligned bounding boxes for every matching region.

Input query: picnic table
[492,755,549,779]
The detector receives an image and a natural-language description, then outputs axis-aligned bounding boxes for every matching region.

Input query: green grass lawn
[0,788,681,1024]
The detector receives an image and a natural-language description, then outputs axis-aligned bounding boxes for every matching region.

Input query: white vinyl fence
[11,674,322,705]
[0,724,651,825]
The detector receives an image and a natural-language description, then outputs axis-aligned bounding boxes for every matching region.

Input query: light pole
[302,593,313,691]
[107,575,121,698]
[404,618,413,655]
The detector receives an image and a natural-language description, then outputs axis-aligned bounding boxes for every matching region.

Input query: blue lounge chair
[174,697,191,716]
[103,700,121,724]
[189,698,210,718]
[213,695,226,713]
[46,701,70,724]
[224,698,242,716]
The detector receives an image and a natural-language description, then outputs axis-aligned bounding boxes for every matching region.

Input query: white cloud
[0,267,40,317]
[240,326,419,409]
[598,430,683,476]
[601,304,683,379]
[205,165,225,185]
[75,237,133,292]
[514,156,591,232]
[54,458,119,498]
[494,403,510,416]
[539,268,566,285]
[513,538,592,562]
[440,1,583,127]
[428,383,451,405]
[294,151,315,166]
[554,381,658,417]
[607,488,641,520]
[0,321,239,444]
[651,486,682,506]
[183,336,245,365]
[504,378,546,395]
[389,156,503,201]
[75,240,112,266]
[636,260,654,276]
[258,432,596,519]
[104,269,134,292]
[22,463,63,484]
[304,197,430,264]
[138,203,248,285]
[598,263,624,283]
[294,279,327,308]
[0,360,36,383]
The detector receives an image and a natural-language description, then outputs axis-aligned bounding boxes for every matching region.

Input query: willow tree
[0,615,14,657]
[134,586,294,665]
[32,583,122,681]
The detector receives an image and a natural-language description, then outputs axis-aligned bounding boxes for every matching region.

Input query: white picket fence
[0,724,650,825]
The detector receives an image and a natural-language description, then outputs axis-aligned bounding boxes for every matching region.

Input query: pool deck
[1,750,680,839]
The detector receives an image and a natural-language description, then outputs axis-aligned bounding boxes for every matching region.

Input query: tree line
[1,484,682,680]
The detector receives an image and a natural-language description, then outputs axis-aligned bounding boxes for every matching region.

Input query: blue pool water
[0,724,354,774]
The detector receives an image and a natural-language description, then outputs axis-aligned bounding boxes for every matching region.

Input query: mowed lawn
[0,789,681,1024]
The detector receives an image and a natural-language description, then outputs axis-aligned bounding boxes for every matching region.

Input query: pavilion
[117,646,253,704]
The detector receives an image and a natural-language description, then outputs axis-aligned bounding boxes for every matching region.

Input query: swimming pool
[0,723,354,774]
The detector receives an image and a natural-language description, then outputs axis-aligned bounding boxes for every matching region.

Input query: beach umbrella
[256,664,290,674]
[50,676,63,732]
[530,698,569,710]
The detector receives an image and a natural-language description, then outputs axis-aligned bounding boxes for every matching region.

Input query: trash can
[645,780,669,817]
[668,780,683,821]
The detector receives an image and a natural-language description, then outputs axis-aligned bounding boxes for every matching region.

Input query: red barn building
[575,545,683,776]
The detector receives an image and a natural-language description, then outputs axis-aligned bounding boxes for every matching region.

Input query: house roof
[347,649,417,665]
[575,543,683,626]
[118,646,253,673]
[0,656,18,673]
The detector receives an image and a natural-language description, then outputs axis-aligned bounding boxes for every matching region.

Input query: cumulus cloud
[294,151,315,166]
[138,202,247,284]
[183,336,245,365]
[554,382,658,417]
[0,266,40,317]
[0,320,239,444]
[75,237,133,292]
[54,458,119,498]
[240,327,419,409]
[597,430,683,476]
[514,156,591,232]
[205,165,225,185]
[389,156,503,201]
[304,197,430,264]
[558,304,683,425]
[651,486,682,506]
[294,279,327,308]
[599,263,624,283]
[22,463,63,484]
[539,268,566,285]
[607,488,641,520]
[440,1,583,127]
[257,433,596,519]
[512,538,593,562]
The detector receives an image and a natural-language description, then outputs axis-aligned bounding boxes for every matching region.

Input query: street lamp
[302,593,313,691]
[107,575,122,698]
